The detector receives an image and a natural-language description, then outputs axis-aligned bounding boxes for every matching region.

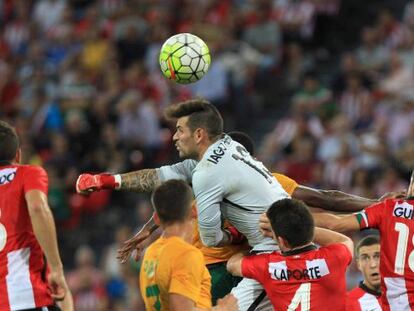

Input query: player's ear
[278,238,289,249]
[191,205,197,219]
[193,128,203,143]
[153,212,161,226]
[15,148,21,164]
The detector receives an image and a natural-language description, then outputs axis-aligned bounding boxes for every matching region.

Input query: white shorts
[231,277,273,311]
[231,244,278,310]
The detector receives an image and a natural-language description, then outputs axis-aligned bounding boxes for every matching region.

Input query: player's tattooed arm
[120,169,161,193]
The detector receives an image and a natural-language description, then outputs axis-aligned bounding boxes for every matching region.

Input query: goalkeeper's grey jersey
[157,135,289,250]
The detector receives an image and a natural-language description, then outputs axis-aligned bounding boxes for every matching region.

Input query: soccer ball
[159,33,211,84]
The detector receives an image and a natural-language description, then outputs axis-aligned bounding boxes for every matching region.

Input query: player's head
[0,120,20,164]
[355,235,381,291]
[151,179,194,226]
[228,131,255,155]
[266,198,314,250]
[165,99,223,159]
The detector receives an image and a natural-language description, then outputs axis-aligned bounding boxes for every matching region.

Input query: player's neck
[360,281,381,296]
[197,134,222,160]
[162,222,193,243]
[282,242,316,255]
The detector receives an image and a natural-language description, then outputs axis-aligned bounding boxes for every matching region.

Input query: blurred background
[1,0,413,310]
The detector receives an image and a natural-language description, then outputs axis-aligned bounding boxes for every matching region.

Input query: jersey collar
[281,244,317,256]
[359,281,381,297]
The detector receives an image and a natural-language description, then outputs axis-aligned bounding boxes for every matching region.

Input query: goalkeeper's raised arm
[76,169,160,194]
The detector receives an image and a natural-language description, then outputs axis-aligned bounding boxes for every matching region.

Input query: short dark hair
[151,179,193,225]
[267,198,314,248]
[0,120,19,162]
[164,99,223,139]
[356,235,380,257]
[228,131,255,155]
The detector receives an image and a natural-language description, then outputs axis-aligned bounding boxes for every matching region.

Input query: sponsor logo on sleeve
[0,168,17,185]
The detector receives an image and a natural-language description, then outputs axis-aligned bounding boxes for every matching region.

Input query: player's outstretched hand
[259,213,273,238]
[117,227,151,263]
[378,190,406,201]
[76,173,119,195]
[214,294,238,311]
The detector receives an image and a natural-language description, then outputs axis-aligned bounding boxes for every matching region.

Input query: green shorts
[207,262,242,305]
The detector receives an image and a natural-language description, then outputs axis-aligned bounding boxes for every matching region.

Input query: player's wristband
[226,226,246,245]
[100,174,122,190]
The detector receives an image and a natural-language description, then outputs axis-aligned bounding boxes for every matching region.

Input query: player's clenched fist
[76,173,120,194]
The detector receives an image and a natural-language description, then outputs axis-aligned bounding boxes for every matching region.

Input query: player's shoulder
[319,242,349,253]
[314,243,352,263]
[17,164,47,175]
[0,164,45,183]
[163,237,203,260]
[347,286,365,299]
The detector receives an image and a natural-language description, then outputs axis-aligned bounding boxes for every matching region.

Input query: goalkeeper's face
[173,117,199,160]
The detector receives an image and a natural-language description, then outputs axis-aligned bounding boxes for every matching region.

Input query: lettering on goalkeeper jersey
[207,137,231,164]
[269,259,330,281]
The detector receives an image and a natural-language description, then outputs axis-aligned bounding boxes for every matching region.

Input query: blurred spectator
[67,245,109,311]
[33,0,67,32]
[323,140,356,192]
[292,70,332,115]
[279,136,320,185]
[374,167,407,197]
[317,114,357,162]
[379,51,414,99]
[339,73,373,128]
[283,42,314,91]
[331,52,371,96]
[116,25,147,69]
[355,27,390,78]
[243,2,282,68]
[275,0,316,41]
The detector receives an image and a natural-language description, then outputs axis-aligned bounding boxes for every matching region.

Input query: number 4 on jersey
[288,283,311,311]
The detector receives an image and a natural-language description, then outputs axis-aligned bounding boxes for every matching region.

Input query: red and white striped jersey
[357,199,414,310]
[242,243,352,310]
[346,282,382,311]
[0,164,53,311]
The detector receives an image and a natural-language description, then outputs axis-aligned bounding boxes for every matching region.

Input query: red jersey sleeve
[241,253,270,283]
[356,201,385,230]
[23,166,48,194]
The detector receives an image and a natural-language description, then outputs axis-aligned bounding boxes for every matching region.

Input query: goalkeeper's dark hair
[165,99,223,140]
[151,179,193,225]
[228,131,255,155]
[0,120,19,162]
[267,198,314,248]
[356,235,380,257]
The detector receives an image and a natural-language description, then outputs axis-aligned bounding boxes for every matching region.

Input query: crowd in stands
[1,0,413,310]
